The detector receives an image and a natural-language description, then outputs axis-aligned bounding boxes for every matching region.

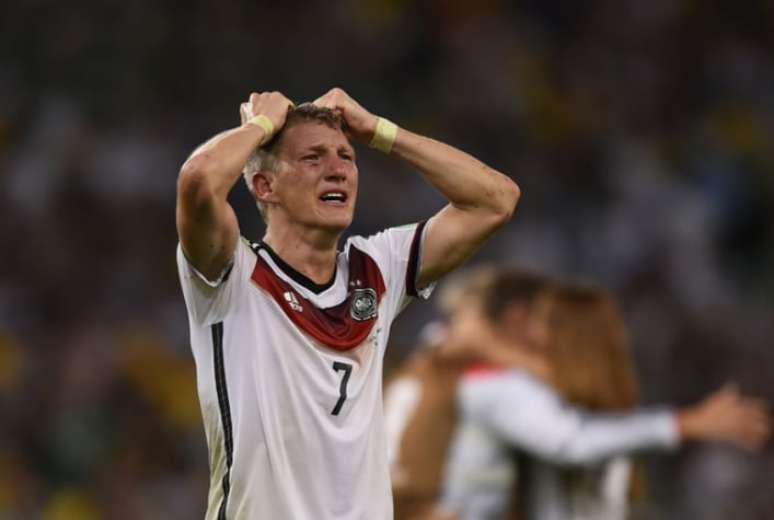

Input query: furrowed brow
[339,145,356,159]
[302,143,355,158]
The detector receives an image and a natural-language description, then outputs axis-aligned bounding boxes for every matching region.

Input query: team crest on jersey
[350,288,378,321]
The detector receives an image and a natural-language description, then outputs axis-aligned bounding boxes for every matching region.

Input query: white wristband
[247,114,275,145]
[369,117,398,154]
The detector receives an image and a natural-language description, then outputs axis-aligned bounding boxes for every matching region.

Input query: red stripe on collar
[250,245,386,351]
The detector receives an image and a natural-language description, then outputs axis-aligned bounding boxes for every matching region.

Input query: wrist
[677,407,701,441]
[369,117,398,154]
[245,114,275,146]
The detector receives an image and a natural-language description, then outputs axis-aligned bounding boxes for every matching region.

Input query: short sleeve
[347,221,436,317]
[176,238,255,325]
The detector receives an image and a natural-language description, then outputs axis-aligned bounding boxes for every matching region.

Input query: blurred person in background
[385,268,552,520]
[2,2,773,518]
[434,275,770,520]
[175,87,519,519]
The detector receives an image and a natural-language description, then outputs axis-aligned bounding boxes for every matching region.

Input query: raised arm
[390,131,519,287]
[176,91,293,280]
[313,88,520,287]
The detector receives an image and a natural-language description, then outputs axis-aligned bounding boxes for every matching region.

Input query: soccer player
[437,279,771,520]
[384,321,463,520]
[385,269,553,520]
[175,88,520,519]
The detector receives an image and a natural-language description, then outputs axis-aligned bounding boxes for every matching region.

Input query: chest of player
[235,246,390,423]
[248,243,387,349]
[224,300,386,433]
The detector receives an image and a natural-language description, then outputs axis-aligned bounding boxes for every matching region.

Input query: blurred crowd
[1,0,773,518]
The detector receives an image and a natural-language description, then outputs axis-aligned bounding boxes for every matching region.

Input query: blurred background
[1,0,773,518]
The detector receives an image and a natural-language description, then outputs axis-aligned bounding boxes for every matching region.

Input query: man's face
[498,299,548,352]
[267,121,358,233]
[442,299,544,362]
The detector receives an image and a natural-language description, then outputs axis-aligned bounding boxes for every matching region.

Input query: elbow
[178,155,216,207]
[505,179,521,219]
[492,177,521,226]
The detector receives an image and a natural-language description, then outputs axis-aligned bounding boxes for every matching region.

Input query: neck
[262,223,341,285]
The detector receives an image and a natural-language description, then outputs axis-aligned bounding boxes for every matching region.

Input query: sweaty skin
[177,88,520,292]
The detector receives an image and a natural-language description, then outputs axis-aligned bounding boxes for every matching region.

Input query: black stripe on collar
[256,241,337,294]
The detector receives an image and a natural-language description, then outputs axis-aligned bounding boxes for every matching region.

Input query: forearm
[176,91,292,279]
[475,380,679,466]
[390,128,519,218]
[548,410,680,464]
[491,409,679,466]
[176,124,261,278]
[179,123,268,201]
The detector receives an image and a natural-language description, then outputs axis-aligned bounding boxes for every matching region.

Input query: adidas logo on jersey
[283,291,303,312]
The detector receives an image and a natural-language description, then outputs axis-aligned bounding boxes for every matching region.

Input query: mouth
[318,190,348,206]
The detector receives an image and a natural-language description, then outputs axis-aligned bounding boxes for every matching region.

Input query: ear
[252,171,280,204]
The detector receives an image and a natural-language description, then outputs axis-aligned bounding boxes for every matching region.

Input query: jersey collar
[257,241,337,295]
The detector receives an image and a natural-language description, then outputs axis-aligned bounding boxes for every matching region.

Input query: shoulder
[459,369,559,408]
[345,223,427,287]
[242,236,262,255]
[176,236,258,325]
[346,223,418,254]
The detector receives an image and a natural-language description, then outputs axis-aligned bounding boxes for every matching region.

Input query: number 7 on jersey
[331,361,353,416]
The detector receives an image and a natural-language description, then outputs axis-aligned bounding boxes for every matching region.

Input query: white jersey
[177,223,433,520]
[440,369,679,520]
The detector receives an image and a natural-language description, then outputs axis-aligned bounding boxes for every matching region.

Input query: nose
[324,156,349,181]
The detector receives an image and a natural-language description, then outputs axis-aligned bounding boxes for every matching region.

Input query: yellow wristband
[247,114,275,145]
[369,117,398,154]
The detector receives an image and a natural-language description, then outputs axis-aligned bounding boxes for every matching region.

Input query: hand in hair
[677,383,771,451]
[240,91,295,135]
[313,87,378,143]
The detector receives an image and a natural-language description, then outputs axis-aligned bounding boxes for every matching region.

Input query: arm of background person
[465,374,676,466]
[176,91,293,281]
[676,383,770,451]
[383,375,423,471]
[312,88,520,288]
[466,375,770,466]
